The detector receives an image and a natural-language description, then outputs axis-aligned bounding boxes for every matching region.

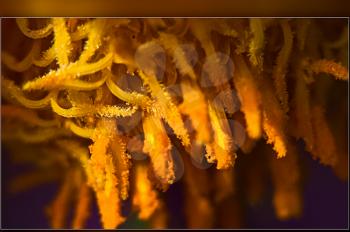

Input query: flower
[1,18,348,229]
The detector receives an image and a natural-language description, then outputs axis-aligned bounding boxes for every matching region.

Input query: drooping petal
[132,164,160,220]
[142,113,175,185]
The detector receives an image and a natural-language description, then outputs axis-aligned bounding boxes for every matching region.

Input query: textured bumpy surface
[1,18,348,229]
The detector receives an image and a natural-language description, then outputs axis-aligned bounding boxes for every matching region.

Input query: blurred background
[1,0,350,16]
[2,143,348,229]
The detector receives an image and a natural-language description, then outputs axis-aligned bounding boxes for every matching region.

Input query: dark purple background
[1,146,348,229]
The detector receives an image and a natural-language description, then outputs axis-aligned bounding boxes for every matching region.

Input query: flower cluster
[1,18,348,229]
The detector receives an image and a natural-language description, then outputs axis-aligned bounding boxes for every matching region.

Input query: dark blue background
[2,146,348,229]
